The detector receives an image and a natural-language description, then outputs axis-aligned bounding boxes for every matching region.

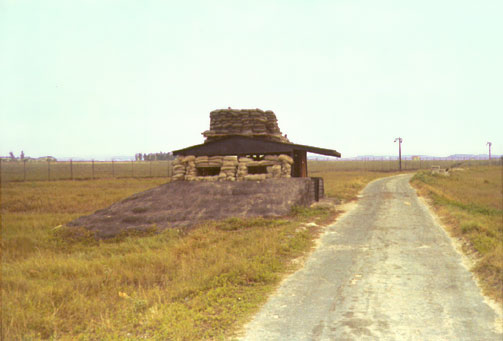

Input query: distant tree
[20,151,25,160]
[9,151,15,160]
[143,153,147,161]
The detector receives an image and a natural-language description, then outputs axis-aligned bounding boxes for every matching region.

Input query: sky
[1,0,502,160]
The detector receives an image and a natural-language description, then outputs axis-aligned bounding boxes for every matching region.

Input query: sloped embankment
[68,178,314,238]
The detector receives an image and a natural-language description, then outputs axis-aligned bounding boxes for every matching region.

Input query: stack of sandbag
[237,157,252,181]
[279,154,293,178]
[202,108,288,143]
[244,174,268,181]
[172,157,186,181]
[219,155,238,181]
[177,155,195,181]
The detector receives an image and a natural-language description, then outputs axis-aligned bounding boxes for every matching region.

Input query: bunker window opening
[247,165,268,174]
[196,167,221,176]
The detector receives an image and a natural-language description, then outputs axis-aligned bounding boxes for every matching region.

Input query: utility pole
[394,137,403,171]
[487,142,492,160]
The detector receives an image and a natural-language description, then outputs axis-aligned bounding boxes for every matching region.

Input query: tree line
[135,152,175,161]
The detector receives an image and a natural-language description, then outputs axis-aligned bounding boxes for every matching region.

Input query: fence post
[112,159,115,178]
[70,159,73,180]
[131,160,134,178]
[92,160,95,180]
[23,159,27,181]
[149,161,152,177]
[48,159,51,181]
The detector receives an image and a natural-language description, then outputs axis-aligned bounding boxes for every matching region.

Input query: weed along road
[241,174,502,340]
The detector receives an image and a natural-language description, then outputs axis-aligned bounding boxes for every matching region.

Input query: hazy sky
[1,0,501,159]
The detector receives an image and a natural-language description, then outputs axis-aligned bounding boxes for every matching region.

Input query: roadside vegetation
[309,167,401,202]
[411,165,503,304]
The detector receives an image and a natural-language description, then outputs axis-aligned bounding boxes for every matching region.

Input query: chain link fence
[1,158,500,182]
[0,160,174,182]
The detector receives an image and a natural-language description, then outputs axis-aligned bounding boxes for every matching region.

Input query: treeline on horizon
[134,152,176,161]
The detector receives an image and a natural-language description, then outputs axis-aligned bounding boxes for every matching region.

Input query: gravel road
[240,174,502,340]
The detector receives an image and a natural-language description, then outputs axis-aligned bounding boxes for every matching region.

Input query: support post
[394,137,403,171]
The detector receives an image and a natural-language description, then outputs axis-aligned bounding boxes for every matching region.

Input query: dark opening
[250,154,265,161]
[247,165,268,174]
[196,167,221,176]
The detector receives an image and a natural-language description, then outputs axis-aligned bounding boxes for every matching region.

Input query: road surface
[241,174,502,340]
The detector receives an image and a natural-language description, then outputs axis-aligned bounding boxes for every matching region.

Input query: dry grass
[308,165,402,202]
[1,179,333,339]
[0,160,173,182]
[411,166,503,303]
[1,170,394,339]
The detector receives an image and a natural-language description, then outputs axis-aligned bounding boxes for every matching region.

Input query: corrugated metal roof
[172,136,341,158]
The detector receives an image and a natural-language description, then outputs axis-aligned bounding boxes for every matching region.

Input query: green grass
[411,166,503,303]
[1,169,396,339]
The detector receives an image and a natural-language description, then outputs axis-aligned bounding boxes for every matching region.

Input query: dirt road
[241,174,502,340]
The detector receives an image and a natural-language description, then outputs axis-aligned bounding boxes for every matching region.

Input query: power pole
[394,137,403,171]
[487,142,492,160]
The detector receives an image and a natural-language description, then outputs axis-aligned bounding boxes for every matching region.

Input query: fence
[0,160,174,182]
[307,158,502,174]
[1,158,500,182]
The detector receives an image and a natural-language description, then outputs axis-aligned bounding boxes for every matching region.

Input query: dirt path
[240,174,502,340]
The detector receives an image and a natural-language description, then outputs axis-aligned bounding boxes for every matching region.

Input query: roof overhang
[173,136,341,158]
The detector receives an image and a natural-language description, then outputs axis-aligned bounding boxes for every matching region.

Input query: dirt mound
[67,178,314,238]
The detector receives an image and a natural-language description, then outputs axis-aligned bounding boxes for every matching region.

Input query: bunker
[172,108,341,201]
[67,108,341,237]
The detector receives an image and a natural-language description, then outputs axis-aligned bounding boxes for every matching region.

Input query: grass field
[1,170,393,339]
[411,165,503,303]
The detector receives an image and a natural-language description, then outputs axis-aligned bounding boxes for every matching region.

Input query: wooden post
[70,159,73,180]
[112,160,115,178]
[92,160,95,180]
[131,160,134,178]
[23,159,26,181]
[293,150,308,177]
[149,161,152,177]
[48,159,50,181]
[394,137,403,171]
[399,142,402,171]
